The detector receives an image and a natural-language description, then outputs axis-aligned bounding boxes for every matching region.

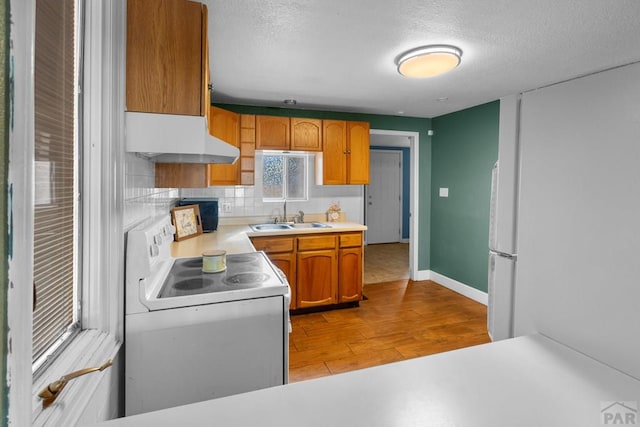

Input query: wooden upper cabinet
[347,121,370,184]
[317,120,369,185]
[126,0,205,116]
[321,120,347,185]
[256,116,290,150]
[207,106,240,185]
[208,106,239,145]
[201,4,210,116]
[155,163,208,188]
[291,118,322,151]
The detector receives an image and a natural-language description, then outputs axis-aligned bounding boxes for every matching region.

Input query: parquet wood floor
[288,279,491,382]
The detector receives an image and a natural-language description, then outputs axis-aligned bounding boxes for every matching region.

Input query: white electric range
[125,216,290,416]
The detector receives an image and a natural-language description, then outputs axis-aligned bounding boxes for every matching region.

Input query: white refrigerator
[489,63,640,379]
[487,95,520,342]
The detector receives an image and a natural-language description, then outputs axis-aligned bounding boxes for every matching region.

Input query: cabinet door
[321,120,347,184]
[347,121,370,184]
[291,118,322,151]
[208,106,240,185]
[126,0,203,115]
[268,252,297,310]
[155,163,208,188]
[338,247,362,303]
[256,116,290,150]
[297,249,338,308]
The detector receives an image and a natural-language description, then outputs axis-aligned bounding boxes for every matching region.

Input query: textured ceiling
[205,0,640,118]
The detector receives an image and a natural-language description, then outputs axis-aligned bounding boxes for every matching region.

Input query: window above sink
[262,151,309,202]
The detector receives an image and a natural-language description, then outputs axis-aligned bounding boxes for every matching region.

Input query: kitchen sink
[292,222,332,229]
[250,222,332,232]
[250,223,294,231]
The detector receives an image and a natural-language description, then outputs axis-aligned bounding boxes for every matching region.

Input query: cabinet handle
[38,359,113,408]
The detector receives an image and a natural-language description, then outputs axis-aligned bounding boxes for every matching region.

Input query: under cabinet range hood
[125,112,239,164]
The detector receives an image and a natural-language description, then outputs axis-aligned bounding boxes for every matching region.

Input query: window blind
[33,0,78,362]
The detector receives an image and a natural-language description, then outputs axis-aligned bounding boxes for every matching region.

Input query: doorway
[367,130,419,281]
[366,150,402,244]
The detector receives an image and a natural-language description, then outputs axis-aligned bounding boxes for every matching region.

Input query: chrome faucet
[298,210,305,223]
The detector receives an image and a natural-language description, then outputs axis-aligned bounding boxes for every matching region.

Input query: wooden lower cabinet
[338,246,362,303]
[252,236,296,309]
[251,231,362,311]
[296,249,338,308]
[267,252,296,310]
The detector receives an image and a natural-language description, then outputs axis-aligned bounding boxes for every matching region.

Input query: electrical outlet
[222,202,232,213]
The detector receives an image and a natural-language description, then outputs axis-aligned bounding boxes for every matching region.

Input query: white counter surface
[171,222,367,258]
[86,334,640,427]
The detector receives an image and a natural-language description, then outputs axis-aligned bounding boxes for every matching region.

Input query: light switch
[439,188,449,197]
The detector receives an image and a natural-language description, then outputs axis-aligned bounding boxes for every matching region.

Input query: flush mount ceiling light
[396,45,462,78]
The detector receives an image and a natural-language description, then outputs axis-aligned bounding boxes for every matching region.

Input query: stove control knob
[154,234,163,245]
[149,244,160,257]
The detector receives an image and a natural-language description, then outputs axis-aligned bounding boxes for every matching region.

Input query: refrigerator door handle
[489,249,518,260]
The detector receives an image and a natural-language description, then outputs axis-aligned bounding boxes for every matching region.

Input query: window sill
[32,330,121,427]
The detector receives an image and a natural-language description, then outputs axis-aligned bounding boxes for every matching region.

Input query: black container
[178,198,219,232]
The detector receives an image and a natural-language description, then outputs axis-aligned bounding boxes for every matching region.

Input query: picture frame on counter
[170,204,203,241]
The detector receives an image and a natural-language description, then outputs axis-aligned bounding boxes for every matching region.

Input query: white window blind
[33,0,79,363]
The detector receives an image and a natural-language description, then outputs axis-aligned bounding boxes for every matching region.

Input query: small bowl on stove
[202,250,226,273]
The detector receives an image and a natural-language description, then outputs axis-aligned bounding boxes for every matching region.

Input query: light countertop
[171,221,367,258]
[85,334,640,427]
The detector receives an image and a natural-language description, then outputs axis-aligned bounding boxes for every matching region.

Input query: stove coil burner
[174,269,204,278]
[223,272,270,288]
[226,254,258,264]
[173,277,216,291]
[176,258,203,269]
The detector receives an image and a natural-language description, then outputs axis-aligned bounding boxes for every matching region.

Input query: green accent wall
[214,103,432,270]
[430,101,499,292]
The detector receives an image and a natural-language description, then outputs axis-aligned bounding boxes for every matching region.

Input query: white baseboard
[413,269,431,281]
[421,271,488,306]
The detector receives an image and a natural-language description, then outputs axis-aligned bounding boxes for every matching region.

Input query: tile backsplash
[181,185,364,223]
[182,152,365,223]
[124,152,365,228]
[124,153,179,230]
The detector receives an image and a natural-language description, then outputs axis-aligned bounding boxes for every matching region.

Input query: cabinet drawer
[251,237,294,253]
[339,232,362,248]
[297,235,337,251]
